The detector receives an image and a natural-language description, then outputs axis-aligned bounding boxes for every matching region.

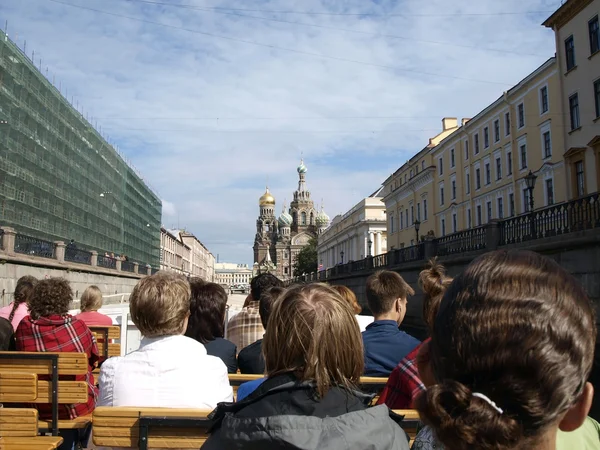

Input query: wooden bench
[92,407,213,450]
[89,325,121,360]
[392,409,421,441]
[0,408,63,449]
[0,352,93,436]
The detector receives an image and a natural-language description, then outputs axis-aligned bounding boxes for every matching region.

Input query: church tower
[253,187,277,271]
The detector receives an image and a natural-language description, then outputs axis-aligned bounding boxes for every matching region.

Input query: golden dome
[259,187,276,206]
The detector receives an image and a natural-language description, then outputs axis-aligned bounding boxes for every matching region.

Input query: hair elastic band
[472,393,504,414]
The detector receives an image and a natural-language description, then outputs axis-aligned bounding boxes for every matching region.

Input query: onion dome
[297,159,307,174]
[259,187,275,206]
[278,204,293,227]
[316,208,330,228]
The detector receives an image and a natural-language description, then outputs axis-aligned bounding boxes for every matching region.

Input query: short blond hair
[80,285,103,312]
[129,272,191,338]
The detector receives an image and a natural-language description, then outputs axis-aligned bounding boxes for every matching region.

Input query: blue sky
[0,0,560,265]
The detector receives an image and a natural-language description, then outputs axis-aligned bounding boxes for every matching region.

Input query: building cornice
[543,0,593,29]
[383,167,435,204]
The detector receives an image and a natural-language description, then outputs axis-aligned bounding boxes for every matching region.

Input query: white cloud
[162,200,177,219]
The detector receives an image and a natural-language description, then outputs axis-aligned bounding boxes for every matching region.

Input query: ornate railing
[14,234,55,259]
[65,247,92,265]
[97,255,117,270]
[151,268,159,275]
[121,260,135,273]
[435,226,486,256]
[388,243,424,265]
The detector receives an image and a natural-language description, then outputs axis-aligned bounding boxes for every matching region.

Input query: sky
[0,0,561,265]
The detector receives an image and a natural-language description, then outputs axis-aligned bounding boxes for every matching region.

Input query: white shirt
[355,314,375,332]
[97,334,233,408]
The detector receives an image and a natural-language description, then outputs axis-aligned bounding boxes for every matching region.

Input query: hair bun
[416,380,522,450]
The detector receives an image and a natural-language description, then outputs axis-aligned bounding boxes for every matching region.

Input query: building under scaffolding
[0,30,161,267]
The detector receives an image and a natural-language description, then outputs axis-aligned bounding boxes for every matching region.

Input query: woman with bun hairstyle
[0,275,37,329]
[414,250,596,450]
[377,259,452,409]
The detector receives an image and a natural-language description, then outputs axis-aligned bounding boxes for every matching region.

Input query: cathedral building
[253,160,330,279]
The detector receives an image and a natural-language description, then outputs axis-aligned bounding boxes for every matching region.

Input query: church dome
[278,207,293,227]
[259,188,275,206]
[297,159,307,174]
[316,209,330,228]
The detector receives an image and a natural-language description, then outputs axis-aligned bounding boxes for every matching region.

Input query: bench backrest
[0,408,39,437]
[89,326,121,359]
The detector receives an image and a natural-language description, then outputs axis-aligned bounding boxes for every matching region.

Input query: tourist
[378,259,452,408]
[226,273,282,350]
[0,275,37,329]
[362,270,419,377]
[0,317,15,350]
[185,279,237,373]
[15,278,98,450]
[202,283,410,450]
[332,284,373,332]
[414,250,596,450]
[98,272,232,408]
[75,285,113,327]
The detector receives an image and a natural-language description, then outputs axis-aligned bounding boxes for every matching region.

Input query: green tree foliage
[293,237,318,276]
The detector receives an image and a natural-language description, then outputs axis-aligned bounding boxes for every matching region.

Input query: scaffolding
[0,30,161,267]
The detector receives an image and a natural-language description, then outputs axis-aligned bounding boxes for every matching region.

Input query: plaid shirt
[377,338,428,409]
[15,314,99,419]
[226,301,264,351]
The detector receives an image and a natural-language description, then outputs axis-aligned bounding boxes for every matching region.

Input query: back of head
[366,270,414,315]
[130,272,191,338]
[9,275,37,322]
[418,258,452,330]
[416,250,597,450]
[80,285,103,313]
[263,283,363,398]
[185,280,227,344]
[0,317,15,350]
[332,285,362,314]
[259,286,285,329]
[29,278,72,320]
[250,273,283,303]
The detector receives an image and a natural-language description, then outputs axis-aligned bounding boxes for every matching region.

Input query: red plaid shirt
[15,314,99,419]
[377,338,429,409]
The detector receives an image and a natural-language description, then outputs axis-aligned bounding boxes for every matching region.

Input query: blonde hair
[263,283,364,398]
[129,272,191,338]
[80,285,103,312]
[418,258,453,330]
[332,285,362,314]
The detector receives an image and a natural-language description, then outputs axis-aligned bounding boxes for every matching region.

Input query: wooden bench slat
[0,352,89,375]
[0,408,38,437]
[0,372,37,402]
[0,436,64,450]
[34,380,88,403]
[89,326,121,340]
[94,342,121,357]
[37,414,92,430]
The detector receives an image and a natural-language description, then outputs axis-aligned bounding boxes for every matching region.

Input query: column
[90,250,98,267]
[368,231,374,256]
[376,232,382,256]
[1,227,16,255]
[364,232,368,258]
[54,241,65,263]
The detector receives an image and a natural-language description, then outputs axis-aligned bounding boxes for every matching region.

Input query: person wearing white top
[97,272,233,409]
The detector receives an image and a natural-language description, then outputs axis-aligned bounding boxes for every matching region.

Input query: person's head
[259,286,286,329]
[29,278,73,320]
[366,270,414,323]
[79,285,103,313]
[416,250,597,450]
[250,273,283,303]
[8,275,37,323]
[418,258,452,331]
[185,280,227,344]
[332,285,362,314]
[263,283,363,398]
[130,272,191,338]
[0,317,15,350]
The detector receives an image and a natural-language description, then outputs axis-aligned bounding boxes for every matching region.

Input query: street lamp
[340,251,344,265]
[367,237,373,257]
[525,170,538,238]
[99,192,112,197]
[414,219,421,243]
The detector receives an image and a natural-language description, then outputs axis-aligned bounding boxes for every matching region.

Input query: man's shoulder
[239,339,262,357]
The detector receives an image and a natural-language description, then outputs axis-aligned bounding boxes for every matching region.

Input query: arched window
[310,212,314,225]
[301,212,307,225]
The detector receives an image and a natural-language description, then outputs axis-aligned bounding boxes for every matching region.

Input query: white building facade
[215,263,253,286]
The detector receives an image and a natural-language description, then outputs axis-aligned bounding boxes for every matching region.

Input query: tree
[293,237,318,276]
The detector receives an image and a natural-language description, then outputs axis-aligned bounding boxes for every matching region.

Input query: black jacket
[201,373,410,450]
[204,337,237,373]
[237,339,264,374]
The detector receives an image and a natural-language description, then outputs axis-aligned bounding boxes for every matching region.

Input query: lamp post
[367,237,373,257]
[524,170,538,237]
[340,251,344,265]
[414,219,421,244]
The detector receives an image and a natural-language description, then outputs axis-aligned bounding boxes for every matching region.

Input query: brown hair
[185,280,227,344]
[263,283,363,398]
[416,250,597,450]
[418,258,452,330]
[366,270,414,315]
[259,286,285,329]
[130,272,191,338]
[332,285,362,314]
[29,278,73,320]
[8,275,37,323]
[80,285,103,313]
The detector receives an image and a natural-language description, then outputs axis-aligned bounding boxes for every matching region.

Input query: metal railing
[14,234,56,259]
[435,226,486,256]
[65,247,92,265]
[97,254,117,270]
[121,260,135,273]
[388,243,424,265]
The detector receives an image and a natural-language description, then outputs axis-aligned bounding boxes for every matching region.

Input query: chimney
[442,117,458,131]
[462,118,471,126]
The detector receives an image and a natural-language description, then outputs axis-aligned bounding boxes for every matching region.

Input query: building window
[569,94,580,130]
[466,173,471,194]
[543,131,552,158]
[467,208,472,228]
[494,120,500,142]
[405,208,409,225]
[576,160,585,197]
[451,180,456,200]
[450,149,455,168]
[485,163,491,185]
[484,127,490,148]
[422,160,425,170]
[565,35,576,71]
[417,202,421,221]
[441,218,446,236]
[301,212,307,225]
[497,197,504,219]
[487,201,492,222]
[523,188,531,213]
[423,199,428,220]
[546,179,554,206]
[400,211,404,229]
[520,144,527,169]
[390,213,395,233]
[518,103,525,128]
[476,168,481,189]
[440,187,445,206]
[465,140,469,160]
[505,112,511,136]
[476,205,482,226]
[509,193,515,217]
[595,79,600,119]
[439,157,443,175]
[496,157,502,180]
[411,205,414,224]
[452,213,457,233]
[540,86,549,114]
[474,133,480,154]
[590,16,599,55]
